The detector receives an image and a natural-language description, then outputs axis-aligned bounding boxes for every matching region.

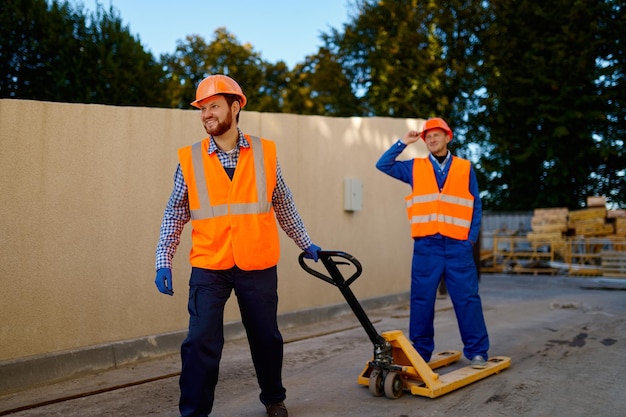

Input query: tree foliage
[473,0,625,209]
[0,0,167,106]
[317,0,487,122]
[160,29,282,112]
[281,47,362,116]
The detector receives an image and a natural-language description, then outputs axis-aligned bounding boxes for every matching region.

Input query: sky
[70,0,354,67]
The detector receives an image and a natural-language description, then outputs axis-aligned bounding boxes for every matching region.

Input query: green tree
[160,29,282,111]
[0,0,167,106]
[251,60,291,113]
[591,0,626,208]
[282,47,363,116]
[318,0,487,123]
[473,0,625,210]
[1,0,85,100]
[81,3,168,106]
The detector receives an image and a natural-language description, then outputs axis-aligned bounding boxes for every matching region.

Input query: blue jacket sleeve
[468,165,482,244]
[375,139,414,186]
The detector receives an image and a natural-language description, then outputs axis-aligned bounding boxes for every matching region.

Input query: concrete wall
[0,99,427,380]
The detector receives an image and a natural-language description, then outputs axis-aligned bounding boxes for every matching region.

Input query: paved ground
[1,274,625,417]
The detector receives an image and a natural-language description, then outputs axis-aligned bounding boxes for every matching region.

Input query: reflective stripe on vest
[406,193,473,228]
[406,157,474,239]
[189,135,271,220]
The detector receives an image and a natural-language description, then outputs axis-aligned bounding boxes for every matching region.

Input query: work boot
[266,401,288,417]
[470,355,487,369]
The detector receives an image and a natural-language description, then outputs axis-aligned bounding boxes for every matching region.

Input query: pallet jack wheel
[368,368,384,397]
[384,371,403,399]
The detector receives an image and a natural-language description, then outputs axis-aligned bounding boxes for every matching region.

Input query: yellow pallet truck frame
[299,250,511,399]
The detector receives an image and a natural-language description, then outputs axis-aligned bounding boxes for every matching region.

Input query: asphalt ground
[1,273,625,417]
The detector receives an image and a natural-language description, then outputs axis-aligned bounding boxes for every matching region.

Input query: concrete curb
[0,292,409,395]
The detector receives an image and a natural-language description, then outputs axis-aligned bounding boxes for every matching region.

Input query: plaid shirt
[155,129,313,270]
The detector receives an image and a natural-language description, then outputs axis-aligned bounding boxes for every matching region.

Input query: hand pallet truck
[299,250,511,399]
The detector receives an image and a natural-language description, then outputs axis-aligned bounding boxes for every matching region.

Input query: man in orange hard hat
[154,74,321,417]
[375,117,490,370]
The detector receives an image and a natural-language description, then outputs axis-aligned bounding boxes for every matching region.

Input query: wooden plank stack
[608,209,626,236]
[527,197,625,237]
[568,197,625,278]
[568,207,613,236]
[488,196,625,277]
[566,196,626,237]
[527,197,625,239]
[586,196,607,207]
[601,251,626,277]
[528,208,568,258]
[529,207,568,239]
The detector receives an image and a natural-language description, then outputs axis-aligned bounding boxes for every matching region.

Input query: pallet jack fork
[299,250,511,399]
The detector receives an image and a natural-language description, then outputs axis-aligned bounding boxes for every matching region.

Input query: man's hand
[401,130,422,145]
[155,268,174,296]
[304,244,322,262]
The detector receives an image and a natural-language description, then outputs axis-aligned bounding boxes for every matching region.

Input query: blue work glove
[155,268,174,296]
[304,244,322,262]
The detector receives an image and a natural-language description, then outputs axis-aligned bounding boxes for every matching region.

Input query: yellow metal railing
[481,235,626,276]
[565,236,626,276]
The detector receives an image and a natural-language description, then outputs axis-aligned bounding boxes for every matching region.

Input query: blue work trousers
[409,236,489,362]
[179,266,286,417]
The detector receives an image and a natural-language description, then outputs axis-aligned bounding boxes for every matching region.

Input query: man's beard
[204,112,233,136]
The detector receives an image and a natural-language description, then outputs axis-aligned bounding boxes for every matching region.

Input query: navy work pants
[179,266,286,417]
[409,236,489,362]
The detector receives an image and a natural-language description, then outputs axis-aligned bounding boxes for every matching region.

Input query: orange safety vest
[405,156,474,240]
[178,135,280,270]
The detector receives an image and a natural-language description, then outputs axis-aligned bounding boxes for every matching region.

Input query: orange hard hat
[190,74,247,109]
[420,117,453,140]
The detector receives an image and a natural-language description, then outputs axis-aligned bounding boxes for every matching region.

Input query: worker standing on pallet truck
[376,117,490,369]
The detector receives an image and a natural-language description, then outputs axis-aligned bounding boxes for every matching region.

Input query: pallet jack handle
[298,250,363,287]
[298,251,389,351]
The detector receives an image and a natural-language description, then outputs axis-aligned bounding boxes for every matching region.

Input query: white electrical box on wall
[344,178,363,212]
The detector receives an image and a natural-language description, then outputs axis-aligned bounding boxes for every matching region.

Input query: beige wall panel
[0,99,426,362]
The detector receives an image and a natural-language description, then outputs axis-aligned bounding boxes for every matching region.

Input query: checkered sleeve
[155,164,191,270]
[272,160,313,251]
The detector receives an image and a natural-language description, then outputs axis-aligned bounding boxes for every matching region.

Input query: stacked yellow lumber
[601,251,626,277]
[527,202,624,238]
[528,208,568,254]
[614,218,626,236]
[607,210,626,219]
[568,207,607,222]
[606,210,626,237]
[586,195,607,207]
[531,207,568,234]
[568,207,613,236]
